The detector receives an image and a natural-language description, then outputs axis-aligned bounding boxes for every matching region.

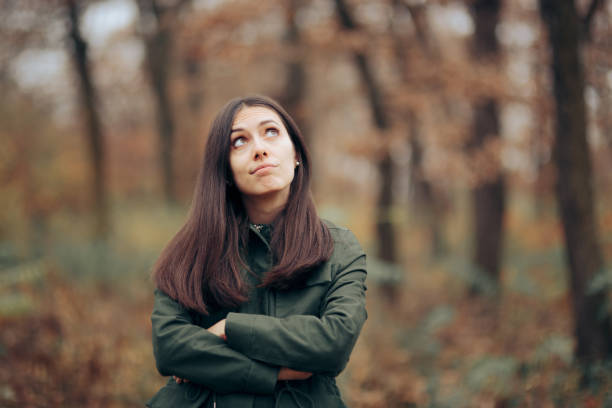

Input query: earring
[295,161,300,167]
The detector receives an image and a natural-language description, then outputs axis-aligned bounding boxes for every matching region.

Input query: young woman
[147,95,367,408]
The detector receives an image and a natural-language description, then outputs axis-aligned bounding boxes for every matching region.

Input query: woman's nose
[252,138,268,160]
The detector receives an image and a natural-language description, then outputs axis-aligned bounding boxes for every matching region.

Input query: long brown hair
[152,95,333,314]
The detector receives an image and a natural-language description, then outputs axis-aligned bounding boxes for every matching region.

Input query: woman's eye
[265,128,279,137]
[232,137,247,148]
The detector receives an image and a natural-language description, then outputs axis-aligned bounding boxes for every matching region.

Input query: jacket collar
[248,223,272,252]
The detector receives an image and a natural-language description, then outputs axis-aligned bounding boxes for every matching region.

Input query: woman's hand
[173,376,189,384]
[173,320,225,384]
[207,319,227,340]
[173,363,312,385]
[277,367,312,381]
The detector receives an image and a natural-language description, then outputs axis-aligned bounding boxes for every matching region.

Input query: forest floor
[1,198,612,407]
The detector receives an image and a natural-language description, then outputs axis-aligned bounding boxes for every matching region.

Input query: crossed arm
[224,255,367,375]
[152,289,309,395]
[204,320,314,381]
[151,233,367,395]
[172,318,311,385]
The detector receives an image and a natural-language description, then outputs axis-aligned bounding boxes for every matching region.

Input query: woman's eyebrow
[258,119,278,127]
[231,119,279,133]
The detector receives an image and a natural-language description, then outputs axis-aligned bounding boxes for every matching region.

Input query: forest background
[1,0,612,406]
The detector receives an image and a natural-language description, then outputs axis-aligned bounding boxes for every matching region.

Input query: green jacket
[146,221,367,408]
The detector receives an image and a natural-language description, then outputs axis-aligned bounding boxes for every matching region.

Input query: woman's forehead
[232,106,283,128]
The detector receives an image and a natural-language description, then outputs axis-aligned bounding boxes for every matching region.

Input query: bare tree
[66,0,108,239]
[183,45,205,116]
[539,0,611,366]
[391,0,445,258]
[334,0,398,276]
[278,0,308,146]
[136,0,190,204]
[467,0,505,295]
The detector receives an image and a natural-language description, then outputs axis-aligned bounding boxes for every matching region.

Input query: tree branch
[583,0,604,41]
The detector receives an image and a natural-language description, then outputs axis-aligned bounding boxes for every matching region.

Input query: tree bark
[539,0,612,364]
[183,48,205,115]
[408,116,444,257]
[66,0,108,239]
[392,0,445,258]
[137,0,179,205]
[582,0,604,40]
[532,46,552,217]
[334,0,397,268]
[468,0,505,294]
[279,0,308,145]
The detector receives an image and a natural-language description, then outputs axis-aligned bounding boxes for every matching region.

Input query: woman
[147,95,367,408]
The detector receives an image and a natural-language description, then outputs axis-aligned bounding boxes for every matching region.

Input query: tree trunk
[138,0,177,205]
[66,0,108,239]
[184,48,205,115]
[539,0,612,365]
[532,47,551,217]
[279,0,308,145]
[470,99,505,294]
[334,0,396,265]
[408,117,444,257]
[468,0,505,295]
[601,87,612,157]
[376,152,397,263]
[392,0,445,258]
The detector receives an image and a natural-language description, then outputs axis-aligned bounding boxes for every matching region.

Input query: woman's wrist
[277,367,313,381]
[207,318,227,340]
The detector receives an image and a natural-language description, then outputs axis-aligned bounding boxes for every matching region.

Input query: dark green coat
[146,221,367,408]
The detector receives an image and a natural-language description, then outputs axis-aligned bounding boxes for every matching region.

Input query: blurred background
[1,0,611,406]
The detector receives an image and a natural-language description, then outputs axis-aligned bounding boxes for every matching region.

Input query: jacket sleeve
[151,288,279,394]
[224,229,367,375]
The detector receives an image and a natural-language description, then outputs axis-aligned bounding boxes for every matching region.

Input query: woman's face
[229,106,297,201]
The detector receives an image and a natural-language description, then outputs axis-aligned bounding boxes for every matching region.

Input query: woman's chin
[243,184,291,200]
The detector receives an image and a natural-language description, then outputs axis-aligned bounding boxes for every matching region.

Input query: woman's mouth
[250,163,277,175]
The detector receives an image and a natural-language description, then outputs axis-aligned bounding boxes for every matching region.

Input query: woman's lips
[250,163,277,175]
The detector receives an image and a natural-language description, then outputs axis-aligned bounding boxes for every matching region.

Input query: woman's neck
[242,189,289,224]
